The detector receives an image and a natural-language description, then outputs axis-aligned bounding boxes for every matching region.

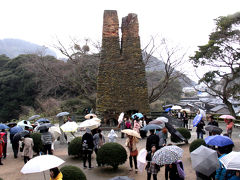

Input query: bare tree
[143,38,187,104]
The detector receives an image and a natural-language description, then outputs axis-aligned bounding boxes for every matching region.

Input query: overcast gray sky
[1,0,239,81]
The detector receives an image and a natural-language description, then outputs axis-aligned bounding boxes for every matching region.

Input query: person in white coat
[108,129,118,142]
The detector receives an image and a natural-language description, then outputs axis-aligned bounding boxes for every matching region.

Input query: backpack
[176,160,185,179]
[82,140,89,150]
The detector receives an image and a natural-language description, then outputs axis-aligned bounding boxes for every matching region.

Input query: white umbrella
[121,129,141,139]
[21,155,65,180]
[191,145,219,176]
[199,109,206,119]
[171,105,182,110]
[137,148,147,173]
[84,113,97,119]
[56,112,69,117]
[118,112,124,124]
[180,109,191,113]
[17,120,33,129]
[79,119,100,130]
[49,126,61,139]
[60,121,78,132]
[220,151,240,170]
[90,117,101,123]
[155,117,168,123]
[28,115,40,121]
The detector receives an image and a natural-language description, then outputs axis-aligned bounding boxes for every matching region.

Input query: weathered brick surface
[96,10,150,119]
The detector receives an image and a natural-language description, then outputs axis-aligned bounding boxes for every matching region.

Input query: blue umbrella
[193,114,203,127]
[9,126,23,134]
[0,124,9,130]
[141,124,163,131]
[165,108,171,112]
[36,118,50,123]
[205,135,234,147]
[131,113,144,119]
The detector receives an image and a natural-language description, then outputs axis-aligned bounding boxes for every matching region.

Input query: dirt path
[0,125,239,180]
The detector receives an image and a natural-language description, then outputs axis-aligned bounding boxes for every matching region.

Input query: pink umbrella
[219,115,236,120]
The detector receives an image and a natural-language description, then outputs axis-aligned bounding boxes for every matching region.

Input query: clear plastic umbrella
[191,145,219,176]
[56,112,69,117]
[118,112,124,124]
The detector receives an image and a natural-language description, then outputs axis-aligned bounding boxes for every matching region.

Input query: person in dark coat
[82,128,94,169]
[196,120,205,139]
[207,115,219,136]
[146,130,159,152]
[165,161,185,180]
[146,144,160,180]
[10,131,19,158]
[182,111,188,129]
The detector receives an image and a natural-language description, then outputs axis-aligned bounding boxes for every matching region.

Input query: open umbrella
[60,121,79,132]
[13,130,30,142]
[36,123,54,131]
[56,112,69,117]
[109,176,134,180]
[165,123,186,142]
[84,113,97,119]
[79,119,100,130]
[156,117,168,123]
[131,113,144,119]
[199,109,206,119]
[10,126,23,134]
[36,118,50,124]
[121,129,141,138]
[171,105,182,110]
[193,114,203,127]
[17,120,33,129]
[205,135,234,147]
[137,148,147,172]
[49,126,61,139]
[118,112,124,124]
[28,115,40,121]
[180,109,191,113]
[141,124,163,131]
[7,122,17,127]
[220,151,240,170]
[90,117,101,123]
[21,155,65,180]
[152,145,183,165]
[149,119,163,125]
[191,145,219,176]
[205,125,223,134]
[164,108,171,112]
[219,115,235,120]
[0,124,9,130]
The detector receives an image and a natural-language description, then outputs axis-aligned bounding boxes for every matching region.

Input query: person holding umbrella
[226,119,234,138]
[1,129,7,158]
[0,132,5,165]
[146,130,159,151]
[41,129,54,155]
[146,144,160,180]
[82,128,94,169]
[126,135,139,173]
[93,129,105,166]
[196,119,205,139]
[22,134,34,164]
[50,167,63,180]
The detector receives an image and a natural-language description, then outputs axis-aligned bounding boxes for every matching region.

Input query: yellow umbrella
[121,129,141,138]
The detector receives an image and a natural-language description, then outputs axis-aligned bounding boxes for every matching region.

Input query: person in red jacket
[0,132,5,165]
[226,119,234,138]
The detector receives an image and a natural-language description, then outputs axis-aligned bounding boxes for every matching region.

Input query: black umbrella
[165,123,186,142]
[36,123,53,131]
[7,122,17,127]
[13,130,29,142]
[205,125,223,134]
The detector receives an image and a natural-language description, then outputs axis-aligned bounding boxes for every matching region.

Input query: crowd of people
[0,111,239,180]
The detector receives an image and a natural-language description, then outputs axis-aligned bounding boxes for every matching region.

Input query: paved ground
[0,122,239,180]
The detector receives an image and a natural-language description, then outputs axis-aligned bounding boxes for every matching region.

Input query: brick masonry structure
[96,10,150,120]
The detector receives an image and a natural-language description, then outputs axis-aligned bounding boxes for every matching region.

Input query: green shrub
[171,128,191,143]
[97,142,127,169]
[189,139,206,152]
[30,133,43,154]
[60,165,86,180]
[68,137,82,158]
[0,177,3,180]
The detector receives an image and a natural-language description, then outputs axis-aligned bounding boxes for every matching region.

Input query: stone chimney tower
[96,10,150,120]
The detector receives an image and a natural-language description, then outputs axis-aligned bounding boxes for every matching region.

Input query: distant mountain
[0,38,56,58]
[142,52,196,87]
